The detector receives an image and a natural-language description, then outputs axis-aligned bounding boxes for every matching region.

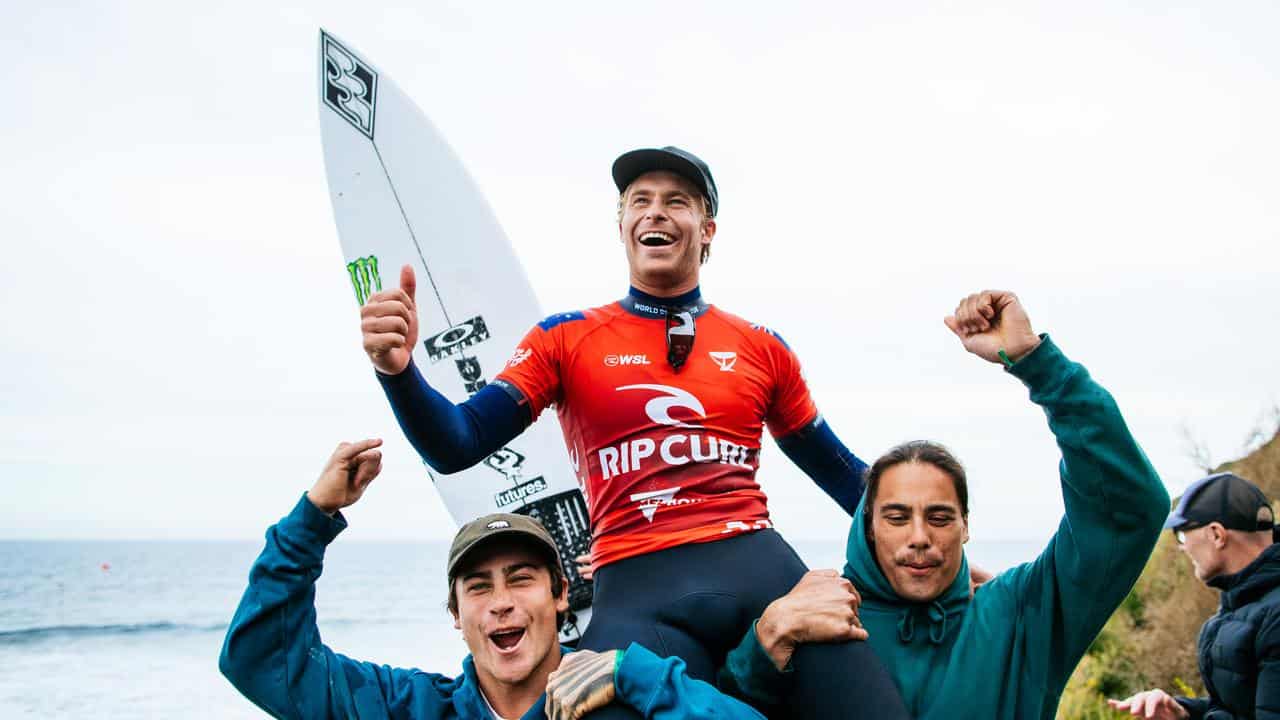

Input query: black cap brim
[612,148,717,216]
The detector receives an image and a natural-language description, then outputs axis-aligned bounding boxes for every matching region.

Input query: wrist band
[997,349,1015,368]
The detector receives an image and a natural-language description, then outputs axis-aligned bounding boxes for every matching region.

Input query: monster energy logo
[347,256,382,305]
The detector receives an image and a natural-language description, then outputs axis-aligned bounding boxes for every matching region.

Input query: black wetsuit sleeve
[775,417,867,517]
[375,360,532,474]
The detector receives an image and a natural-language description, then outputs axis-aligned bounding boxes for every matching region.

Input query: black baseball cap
[1165,472,1274,532]
[612,146,719,217]
[447,513,563,580]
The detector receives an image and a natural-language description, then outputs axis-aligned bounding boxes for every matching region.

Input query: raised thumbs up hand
[360,264,419,375]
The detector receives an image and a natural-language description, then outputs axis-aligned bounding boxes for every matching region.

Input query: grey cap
[446,513,563,579]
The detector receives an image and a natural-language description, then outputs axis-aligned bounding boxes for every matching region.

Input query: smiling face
[451,541,568,696]
[618,170,716,296]
[869,461,969,603]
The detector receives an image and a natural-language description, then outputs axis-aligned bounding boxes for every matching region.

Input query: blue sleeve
[376,360,532,474]
[775,417,867,516]
[219,496,451,719]
[615,643,767,719]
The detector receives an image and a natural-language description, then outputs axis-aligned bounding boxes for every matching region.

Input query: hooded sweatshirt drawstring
[897,601,950,645]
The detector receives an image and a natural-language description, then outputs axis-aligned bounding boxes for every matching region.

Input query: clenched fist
[361,264,419,375]
[943,290,1040,365]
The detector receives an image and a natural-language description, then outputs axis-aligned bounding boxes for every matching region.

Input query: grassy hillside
[1058,428,1280,719]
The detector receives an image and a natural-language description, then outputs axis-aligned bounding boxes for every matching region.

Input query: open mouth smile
[488,627,526,653]
[638,231,678,247]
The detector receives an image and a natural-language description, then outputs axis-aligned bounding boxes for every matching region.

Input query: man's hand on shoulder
[545,649,620,720]
[1106,689,1190,719]
[969,563,994,597]
[307,438,384,516]
[361,264,419,375]
[943,290,1040,365]
[756,570,867,671]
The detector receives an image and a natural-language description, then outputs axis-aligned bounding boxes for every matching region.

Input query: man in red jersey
[361,147,908,718]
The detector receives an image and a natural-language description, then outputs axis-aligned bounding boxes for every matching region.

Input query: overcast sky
[3,1,1277,545]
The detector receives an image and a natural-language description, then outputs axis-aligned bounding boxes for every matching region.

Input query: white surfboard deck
[316,29,592,641]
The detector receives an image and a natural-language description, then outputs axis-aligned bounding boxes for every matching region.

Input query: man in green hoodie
[719,289,1171,719]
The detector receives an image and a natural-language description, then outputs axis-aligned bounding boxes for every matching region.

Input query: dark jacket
[1178,542,1280,720]
[219,495,766,720]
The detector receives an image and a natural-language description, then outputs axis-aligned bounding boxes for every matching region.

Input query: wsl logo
[322,33,377,139]
[347,255,381,305]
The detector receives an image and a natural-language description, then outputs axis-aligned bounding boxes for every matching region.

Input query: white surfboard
[316,29,592,640]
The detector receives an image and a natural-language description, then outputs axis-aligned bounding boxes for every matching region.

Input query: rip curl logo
[615,384,705,429]
[708,351,737,372]
[321,33,377,139]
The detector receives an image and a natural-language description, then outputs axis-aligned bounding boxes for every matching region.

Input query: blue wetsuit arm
[617,643,766,719]
[219,496,442,719]
[776,418,868,517]
[376,360,532,474]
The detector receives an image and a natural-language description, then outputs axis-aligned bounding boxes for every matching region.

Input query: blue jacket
[220,496,765,720]
[1178,543,1280,720]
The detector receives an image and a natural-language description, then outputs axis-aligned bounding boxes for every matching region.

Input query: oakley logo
[423,316,490,363]
[616,384,705,428]
[604,354,651,367]
[708,351,737,372]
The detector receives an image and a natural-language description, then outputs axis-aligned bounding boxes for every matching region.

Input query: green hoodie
[723,337,1169,719]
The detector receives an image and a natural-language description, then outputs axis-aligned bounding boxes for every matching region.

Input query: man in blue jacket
[219,438,766,720]
[1109,472,1280,720]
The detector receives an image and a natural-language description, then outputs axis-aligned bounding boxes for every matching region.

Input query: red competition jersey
[495,293,818,569]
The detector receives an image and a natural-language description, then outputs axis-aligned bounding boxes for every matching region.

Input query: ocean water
[0,538,1042,718]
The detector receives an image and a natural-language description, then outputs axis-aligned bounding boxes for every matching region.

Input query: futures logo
[321,33,377,139]
[615,384,705,429]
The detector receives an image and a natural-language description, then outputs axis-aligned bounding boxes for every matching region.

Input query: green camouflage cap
[447,513,563,579]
